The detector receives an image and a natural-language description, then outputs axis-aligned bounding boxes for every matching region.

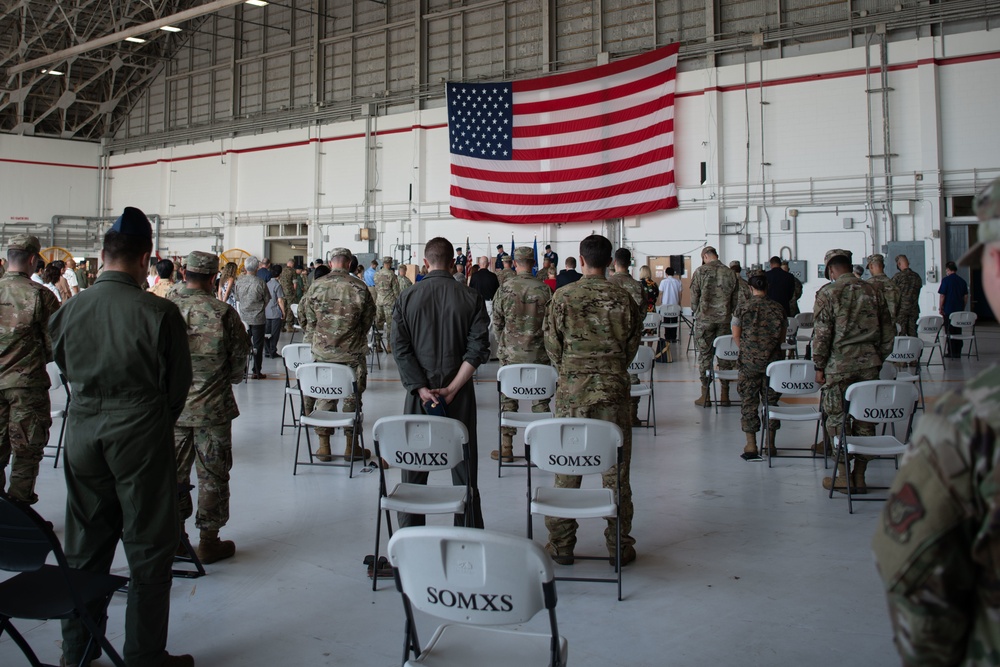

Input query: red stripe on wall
[0,157,99,170]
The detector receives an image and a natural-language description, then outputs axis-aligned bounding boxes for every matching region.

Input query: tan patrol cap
[185,251,218,275]
[702,246,717,256]
[960,176,1000,267]
[513,246,533,262]
[729,260,742,270]
[7,234,41,254]
[866,253,885,266]
[824,249,852,279]
[501,253,512,263]
[382,256,393,264]
[329,247,352,259]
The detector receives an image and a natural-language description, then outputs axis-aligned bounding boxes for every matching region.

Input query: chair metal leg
[650,384,657,436]
[1,618,47,667]
[616,514,622,602]
[53,415,67,468]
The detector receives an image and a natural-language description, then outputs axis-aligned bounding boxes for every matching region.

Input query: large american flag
[447,43,679,224]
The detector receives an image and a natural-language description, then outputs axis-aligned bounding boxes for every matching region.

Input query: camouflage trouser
[630,374,640,419]
[499,395,551,437]
[696,321,733,387]
[897,310,918,338]
[377,303,394,344]
[175,422,233,532]
[304,361,366,437]
[822,370,879,461]
[738,369,780,433]
[0,388,51,504]
[545,400,633,555]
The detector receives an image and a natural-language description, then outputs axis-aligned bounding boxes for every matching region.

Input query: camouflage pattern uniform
[168,255,250,533]
[0,235,59,504]
[733,295,786,434]
[543,273,642,558]
[609,269,645,420]
[374,257,400,345]
[812,250,895,473]
[892,266,923,337]
[690,252,739,390]
[867,274,901,329]
[298,260,376,440]
[497,267,515,286]
[493,249,552,446]
[397,273,413,292]
[279,264,296,332]
[789,272,803,317]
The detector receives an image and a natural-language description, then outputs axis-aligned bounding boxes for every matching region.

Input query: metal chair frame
[762,360,824,468]
[294,362,367,477]
[495,364,557,477]
[708,335,740,414]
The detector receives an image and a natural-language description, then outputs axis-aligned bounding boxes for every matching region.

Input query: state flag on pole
[447,43,680,224]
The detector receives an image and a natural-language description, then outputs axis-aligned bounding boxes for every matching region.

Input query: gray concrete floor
[5,326,997,666]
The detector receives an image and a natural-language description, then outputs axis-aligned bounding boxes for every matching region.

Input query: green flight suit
[50,271,192,667]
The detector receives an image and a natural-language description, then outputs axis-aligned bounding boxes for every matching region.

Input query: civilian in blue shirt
[255,257,272,283]
[363,259,377,286]
[938,261,969,358]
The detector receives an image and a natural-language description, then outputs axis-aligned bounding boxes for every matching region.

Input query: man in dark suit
[765,255,795,316]
[555,257,582,289]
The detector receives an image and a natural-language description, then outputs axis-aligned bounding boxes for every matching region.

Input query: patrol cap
[329,248,352,259]
[824,248,853,279]
[729,260,742,270]
[747,268,765,278]
[382,256,393,265]
[185,251,218,275]
[7,233,41,254]
[960,176,1000,267]
[866,253,885,266]
[501,253,512,263]
[702,246,718,256]
[514,246,534,262]
[109,206,152,239]
[780,259,789,267]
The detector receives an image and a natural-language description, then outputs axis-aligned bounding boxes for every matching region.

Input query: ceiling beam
[8,0,248,75]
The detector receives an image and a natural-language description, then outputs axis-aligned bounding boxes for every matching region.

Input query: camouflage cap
[824,248,852,279]
[382,256,393,264]
[960,176,1000,267]
[747,268,766,278]
[866,253,885,266]
[780,259,789,267]
[328,248,351,259]
[7,233,41,254]
[513,246,534,262]
[703,246,718,256]
[185,251,218,275]
[501,253,512,263]
[728,260,742,270]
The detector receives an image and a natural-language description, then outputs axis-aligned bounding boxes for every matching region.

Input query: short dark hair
[945,261,958,272]
[565,256,577,269]
[497,245,504,250]
[186,271,211,282]
[425,237,454,268]
[314,265,331,280]
[349,255,359,273]
[35,258,45,273]
[155,259,174,280]
[270,264,283,278]
[7,249,32,265]
[748,274,768,291]
[370,260,378,267]
[579,235,612,270]
[614,248,632,267]
[666,267,675,276]
[103,230,153,264]
[769,256,781,267]
[827,254,852,272]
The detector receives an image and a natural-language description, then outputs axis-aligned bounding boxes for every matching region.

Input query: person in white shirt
[659,267,682,306]
[30,258,45,285]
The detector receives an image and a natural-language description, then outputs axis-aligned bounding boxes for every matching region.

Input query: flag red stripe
[451,145,674,184]
[513,119,673,161]
[515,70,675,117]
[450,197,679,224]
[511,43,679,93]
[451,172,676,206]
[513,96,671,138]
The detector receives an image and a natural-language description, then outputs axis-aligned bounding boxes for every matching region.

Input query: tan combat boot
[767,429,778,457]
[719,383,731,407]
[740,432,762,461]
[491,432,515,462]
[694,385,712,407]
[197,529,235,564]
[315,433,333,462]
[343,429,372,460]
[851,459,869,495]
[822,462,850,494]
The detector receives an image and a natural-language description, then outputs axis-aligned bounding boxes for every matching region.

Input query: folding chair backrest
[658,304,682,318]
[642,312,660,331]
[282,343,314,371]
[295,363,356,403]
[795,312,814,328]
[291,303,299,318]
[712,335,739,362]
[949,311,977,328]
[372,415,468,472]
[766,360,819,395]
[497,364,558,402]
[629,346,654,376]
[46,361,63,390]
[0,495,55,573]
[388,526,554,626]
[917,315,944,334]
[785,317,799,335]
[887,336,923,364]
[844,380,918,425]
[524,418,622,476]
[879,362,898,380]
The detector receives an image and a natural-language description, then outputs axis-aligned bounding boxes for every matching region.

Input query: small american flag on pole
[447,43,679,224]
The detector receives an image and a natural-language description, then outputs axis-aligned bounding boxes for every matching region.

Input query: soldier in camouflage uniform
[781,260,803,317]
[731,273,786,461]
[168,251,250,564]
[690,247,739,407]
[492,246,551,462]
[0,234,59,503]
[280,259,297,332]
[298,247,376,461]
[892,254,923,337]
[374,255,400,353]
[872,178,1000,666]
[730,261,752,308]
[866,253,901,329]
[608,248,645,424]
[497,254,515,286]
[813,248,895,493]
[397,264,413,292]
[543,235,642,566]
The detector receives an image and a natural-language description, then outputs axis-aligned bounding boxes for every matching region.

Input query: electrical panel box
[786,260,808,284]
[355,252,377,269]
[780,219,791,231]
[883,241,926,284]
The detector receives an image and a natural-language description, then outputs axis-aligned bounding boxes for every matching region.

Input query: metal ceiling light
[124,37,146,43]
[245,0,269,6]
[160,26,183,33]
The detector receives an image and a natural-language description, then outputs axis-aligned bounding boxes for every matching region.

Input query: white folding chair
[828,380,918,513]
[781,317,799,359]
[44,362,70,468]
[371,415,471,591]
[639,312,661,348]
[795,312,814,359]
[629,346,656,434]
[916,315,946,368]
[496,364,557,477]
[289,303,302,343]
[294,363,367,477]
[388,526,567,667]
[657,304,682,360]
[684,312,697,356]
[525,418,625,600]
[709,335,740,414]
[947,311,979,360]
[887,336,925,410]
[763,360,823,467]
[280,344,313,435]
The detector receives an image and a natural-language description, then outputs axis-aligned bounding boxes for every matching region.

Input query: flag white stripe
[451,132,674,173]
[515,53,678,105]
[513,107,674,151]
[452,158,675,197]
[451,184,678,217]
[513,83,674,129]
